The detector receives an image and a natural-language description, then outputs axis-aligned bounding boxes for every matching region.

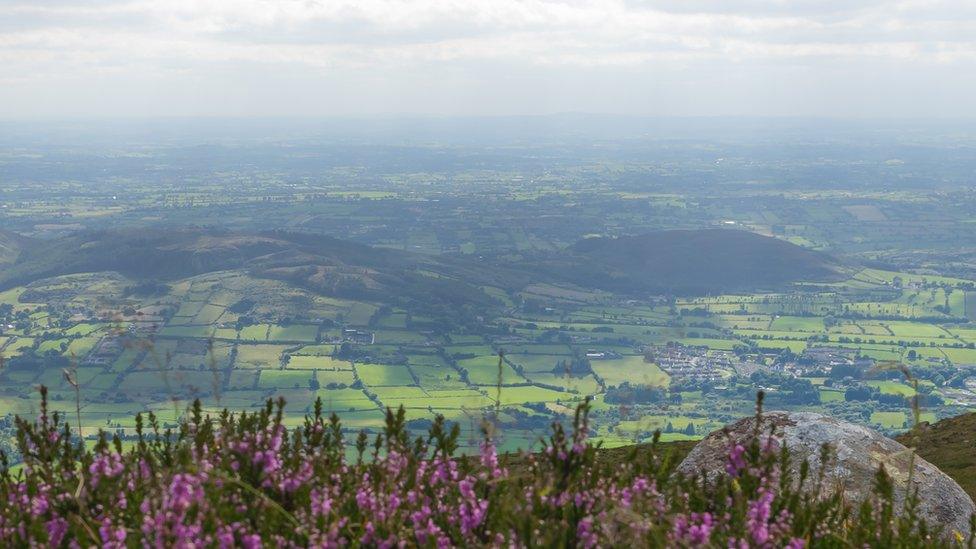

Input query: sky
[2,0,975,118]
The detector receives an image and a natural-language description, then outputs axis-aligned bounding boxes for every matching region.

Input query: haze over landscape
[2,1,976,546]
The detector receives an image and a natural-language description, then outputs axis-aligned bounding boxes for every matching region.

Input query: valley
[2,120,976,458]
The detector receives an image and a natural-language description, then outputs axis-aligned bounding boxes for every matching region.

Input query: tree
[844,385,873,402]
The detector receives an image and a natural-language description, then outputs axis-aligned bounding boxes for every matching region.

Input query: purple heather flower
[45,517,69,546]
[241,533,263,549]
[311,488,333,518]
[746,488,775,546]
[577,517,598,548]
[217,526,236,549]
[98,518,127,548]
[89,451,125,489]
[167,473,205,514]
[726,443,747,477]
[30,493,50,517]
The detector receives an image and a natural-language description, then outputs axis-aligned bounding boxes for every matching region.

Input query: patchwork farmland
[2,260,975,453]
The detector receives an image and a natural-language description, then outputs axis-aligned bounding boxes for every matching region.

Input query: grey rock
[676,411,975,538]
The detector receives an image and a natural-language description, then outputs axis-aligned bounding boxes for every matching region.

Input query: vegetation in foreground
[897,412,976,503]
[1,389,974,548]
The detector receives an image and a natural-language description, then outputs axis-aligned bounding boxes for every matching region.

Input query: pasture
[590,357,669,388]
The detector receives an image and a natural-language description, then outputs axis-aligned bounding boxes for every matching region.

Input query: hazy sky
[2,0,975,118]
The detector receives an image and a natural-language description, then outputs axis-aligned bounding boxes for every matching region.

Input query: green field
[819,388,845,403]
[871,411,907,429]
[410,362,467,390]
[315,369,358,387]
[346,303,377,326]
[267,324,319,342]
[159,325,215,338]
[235,345,288,369]
[374,330,428,344]
[357,363,415,386]
[239,324,271,341]
[866,380,917,397]
[258,370,312,389]
[590,357,670,388]
[496,385,574,406]
[526,372,602,394]
[286,355,353,370]
[769,316,824,332]
[506,354,564,373]
[314,388,377,412]
[458,356,526,385]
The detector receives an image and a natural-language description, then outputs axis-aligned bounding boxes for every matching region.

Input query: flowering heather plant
[1,387,973,548]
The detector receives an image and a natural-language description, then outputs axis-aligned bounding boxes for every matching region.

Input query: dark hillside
[0,228,846,310]
[0,227,454,286]
[550,229,844,294]
[0,228,503,321]
[0,230,30,267]
[0,228,293,286]
[898,412,976,501]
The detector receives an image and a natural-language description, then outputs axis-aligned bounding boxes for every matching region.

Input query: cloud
[0,0,974,116]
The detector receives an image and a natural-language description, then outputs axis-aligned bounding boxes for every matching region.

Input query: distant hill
[0,227,845,311]
[897,412,976,501]
[0,228,503,321]
[0,228,294,286]
[527,229,845,295]
[0,230,29,268]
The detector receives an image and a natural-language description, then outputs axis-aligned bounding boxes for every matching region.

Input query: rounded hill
[565,229,845,294]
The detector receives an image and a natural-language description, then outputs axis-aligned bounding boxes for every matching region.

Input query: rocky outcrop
[676,411,976,538]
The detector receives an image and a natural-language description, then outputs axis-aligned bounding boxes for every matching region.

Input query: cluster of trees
[550,349,593,376]
[843,383,944,407]
[0,303,35,333]
[662,421,697,435]
[823,400,875,424]
[0,418,18,466]
[748,371,820,405]
[604,382,668,405]
[828,363,863,380]
[123,279,171,297]
[910,363,973,388]
[4,352,71,372]
[335,342,407,365]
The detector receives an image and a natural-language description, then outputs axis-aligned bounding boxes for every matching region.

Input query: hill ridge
[524,228,846,295]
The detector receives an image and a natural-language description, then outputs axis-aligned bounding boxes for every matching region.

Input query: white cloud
[0,0,974,116]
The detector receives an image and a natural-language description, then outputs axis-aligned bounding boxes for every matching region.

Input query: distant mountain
[523,229,845,295]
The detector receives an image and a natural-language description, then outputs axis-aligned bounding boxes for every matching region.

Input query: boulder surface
[676,411,975,537]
